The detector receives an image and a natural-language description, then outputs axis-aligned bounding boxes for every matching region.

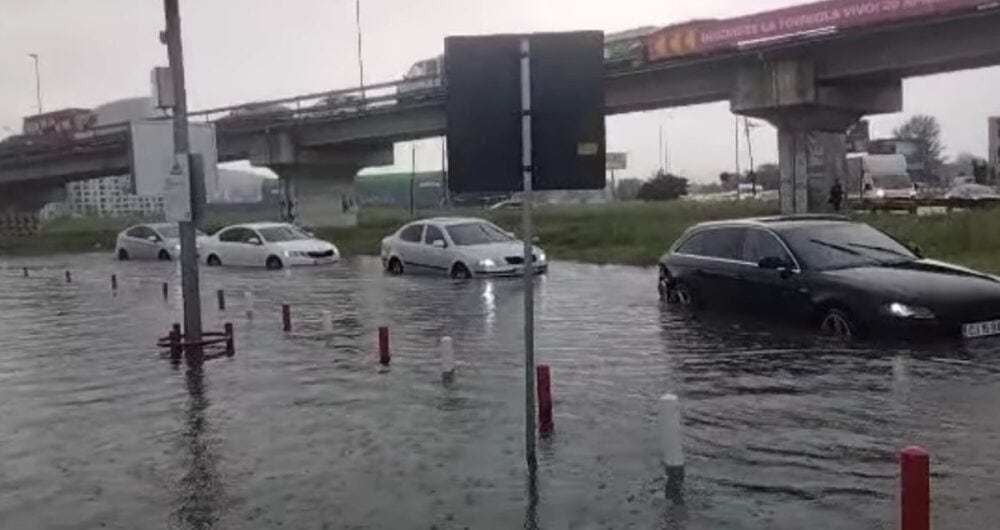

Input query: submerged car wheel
[387,257,404,275]
[820,308,856,339]
[117,248,130,261]
[669,282,695,307]
[265,256,284,270]
[206,254,222,267]
[450,263,472,280]
[158,249,171,261]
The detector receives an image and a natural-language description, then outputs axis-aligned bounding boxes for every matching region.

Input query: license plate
[962,319,1000,339]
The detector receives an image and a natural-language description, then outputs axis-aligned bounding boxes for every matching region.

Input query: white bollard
[322,310,334,334]
[659,393,685,498]
[244,291,254,320]
[441,336,456,382]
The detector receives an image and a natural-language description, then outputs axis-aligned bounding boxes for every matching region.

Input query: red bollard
[65,270,72,283]
[22,267,28,278]
[111,274,118,291]
[537,364,554,435]
[224,322,235,356]
[901,446,930,530]
[162,282,169,300]
[282,304,292,332]
[217,289,226,311]
[378,326,390,366]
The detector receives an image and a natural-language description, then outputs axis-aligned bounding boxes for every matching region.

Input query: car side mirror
[532,235,540,244]
[247,237,262,246]
[908,242,924,258]
[758,256,787,270]
[432,239,447,248]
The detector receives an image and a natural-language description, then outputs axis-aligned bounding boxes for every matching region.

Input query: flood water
[1,252,998,529]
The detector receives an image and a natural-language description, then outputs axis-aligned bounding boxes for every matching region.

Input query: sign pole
[164,0,203,365]
[519,36,537,470]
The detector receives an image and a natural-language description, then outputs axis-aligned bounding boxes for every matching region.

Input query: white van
[847,154,916,199]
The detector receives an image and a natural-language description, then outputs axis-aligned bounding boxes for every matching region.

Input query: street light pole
[28,53,42,115]
[163,0,204,365]
[355,0,366,101]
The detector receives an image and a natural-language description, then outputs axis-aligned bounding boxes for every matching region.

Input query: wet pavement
[0,252,998,529]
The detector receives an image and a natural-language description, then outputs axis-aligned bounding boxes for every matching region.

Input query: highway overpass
[2,6,1000,222]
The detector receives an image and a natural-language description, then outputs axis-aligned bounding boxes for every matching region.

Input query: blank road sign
[445,31,606,193]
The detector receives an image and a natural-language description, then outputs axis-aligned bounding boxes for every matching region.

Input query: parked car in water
[116,223,207,261]
[380,217,547,279]
[202,222,339,270]
[658,215,1000,340]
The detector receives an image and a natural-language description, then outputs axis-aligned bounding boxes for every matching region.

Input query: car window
[781,222,917,270]
[678,227,746,260]
[424,225,445,245]
[126,226,147,238]
[446,222,513,246]
[399,224,424,243]
[218,228,245,243]
[743,229,793,265]
[259,225,309,242]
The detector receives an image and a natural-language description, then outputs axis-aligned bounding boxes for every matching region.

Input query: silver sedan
[380,217,547,279]
[115,223,205,261]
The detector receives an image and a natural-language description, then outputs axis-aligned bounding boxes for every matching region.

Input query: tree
[637,171,688,201]
[754,163,781,190]
[719,172,739,191]
[893,114,944,170]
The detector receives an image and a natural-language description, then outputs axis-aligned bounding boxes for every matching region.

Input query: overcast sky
[2,0,999,182]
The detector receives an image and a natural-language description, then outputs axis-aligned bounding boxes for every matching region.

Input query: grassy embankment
[5,201,1000,273]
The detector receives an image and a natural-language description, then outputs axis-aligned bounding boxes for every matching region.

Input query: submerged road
[0,253,998,528]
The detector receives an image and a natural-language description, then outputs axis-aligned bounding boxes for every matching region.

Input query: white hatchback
[116,223,207,262]
[203,222,339,270]
[380,217,547,279]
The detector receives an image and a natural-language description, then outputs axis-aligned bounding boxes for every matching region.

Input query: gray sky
[2,0,999,182]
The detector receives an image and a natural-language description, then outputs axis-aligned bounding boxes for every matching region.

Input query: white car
[116,222,207,261]
[202,222,339,270]
[380,217,547,279]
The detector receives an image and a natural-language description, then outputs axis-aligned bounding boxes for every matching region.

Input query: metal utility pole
[441,137,450,207]
[28,53,42,115]
[355,0,366,101]
[409,145,417,217]
[734,116,742,201]
[519,37,537,471]
[744,117,757,196]
[163,0,204,364]
[658,124,664,174]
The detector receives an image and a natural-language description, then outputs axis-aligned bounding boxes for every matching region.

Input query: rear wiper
[808,238,865,256]
[846,242,913,260]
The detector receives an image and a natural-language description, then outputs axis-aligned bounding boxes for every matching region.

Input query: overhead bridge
[2,7,999,221]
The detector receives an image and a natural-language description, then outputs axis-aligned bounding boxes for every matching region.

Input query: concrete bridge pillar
[249,132,392,227]
[731,61,902,213]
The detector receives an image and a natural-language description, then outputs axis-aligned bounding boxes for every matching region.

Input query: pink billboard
[648,0,992,62]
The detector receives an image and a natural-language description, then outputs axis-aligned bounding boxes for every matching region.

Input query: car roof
[220,222,292,230]
[408,217,491,226]
[689,214,854,233]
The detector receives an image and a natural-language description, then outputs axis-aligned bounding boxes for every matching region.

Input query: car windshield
[871,174,912,189]
[446,222,513,246]
[154,225,205,238]
[782,223,918,270]
[258,225,310,242]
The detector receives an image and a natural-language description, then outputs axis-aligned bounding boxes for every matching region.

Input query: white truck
[846,153,916,200]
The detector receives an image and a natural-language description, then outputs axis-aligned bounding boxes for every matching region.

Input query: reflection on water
[0,254,998,528]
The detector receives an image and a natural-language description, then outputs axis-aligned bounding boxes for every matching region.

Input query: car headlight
[536,251,546,263]
[284,250,291,258]
[173,244,181,252]
[876,188,886,198]
[478,258,496,268]
[888,302,935,320]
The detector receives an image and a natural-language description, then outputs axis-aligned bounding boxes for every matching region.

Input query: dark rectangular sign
[445,31,606,193]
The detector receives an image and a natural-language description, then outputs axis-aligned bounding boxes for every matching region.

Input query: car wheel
[387,257,404,276]
[117,248,130,261]
[820,308,856,339]
[206,254,222,267]
[266,256,284,270]
[669,282,696,307]
[450,263,472,280]
[158,249,171,261]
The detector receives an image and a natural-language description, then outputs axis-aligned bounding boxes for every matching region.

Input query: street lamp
[355,0,366,100]
[28,53,42,115]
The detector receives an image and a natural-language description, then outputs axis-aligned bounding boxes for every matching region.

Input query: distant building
[989,117,999,180]
[66,175,164,217]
